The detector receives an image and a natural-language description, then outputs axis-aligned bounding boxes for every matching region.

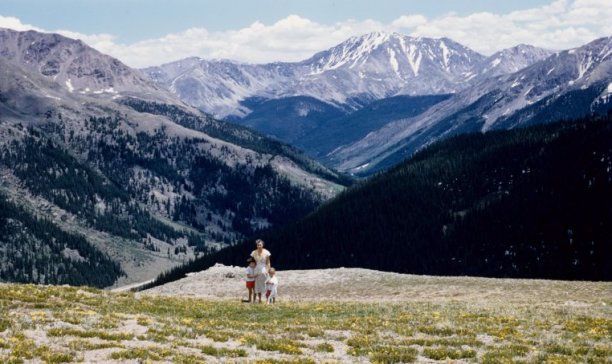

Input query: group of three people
[245,239,278,303]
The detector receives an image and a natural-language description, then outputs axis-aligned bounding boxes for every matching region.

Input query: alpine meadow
[0,1,611,363]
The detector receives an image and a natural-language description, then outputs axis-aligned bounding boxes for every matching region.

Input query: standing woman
[250,239,271,303]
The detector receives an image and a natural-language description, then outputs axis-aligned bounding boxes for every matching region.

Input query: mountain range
[143,32,612,175]
[143,32,552,119]
[1,27,611,287]
[0,28,344,287]
[329,36,612,175]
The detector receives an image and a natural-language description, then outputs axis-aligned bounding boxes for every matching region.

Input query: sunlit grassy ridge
[0,283,610,363]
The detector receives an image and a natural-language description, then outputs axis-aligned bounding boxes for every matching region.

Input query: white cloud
[391,15,428,29]
[54,30,116,49]
[507,0,568,22]
[0,15,119,56]
[399,0,611,54]
[83,15,387,68]
[0,15,42,32]
[1,0,611,68]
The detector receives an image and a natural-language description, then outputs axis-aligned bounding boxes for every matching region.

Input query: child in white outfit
[265,268,278,304]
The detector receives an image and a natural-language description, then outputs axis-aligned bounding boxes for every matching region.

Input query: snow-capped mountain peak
[327,36,612,175]
[142,32,560,118]
[142,32,495,117]
[477,44,554,80]
[306,31,394,73]
[304,32,484,78]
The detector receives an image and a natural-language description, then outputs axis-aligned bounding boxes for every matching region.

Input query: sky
[0,0,611,68]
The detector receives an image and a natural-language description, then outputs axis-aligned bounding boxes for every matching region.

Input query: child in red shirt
[245,257,256,303]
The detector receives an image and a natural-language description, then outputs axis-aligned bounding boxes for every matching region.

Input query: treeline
[120,98,352,186]
[0,133,183,243]
[0,193,124,287]
[2,106,335,260]
[69,114,329,241]
[144,115,612,286]
[191,159,322,236]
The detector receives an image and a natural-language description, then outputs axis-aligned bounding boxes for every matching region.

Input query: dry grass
[0,269,610,363]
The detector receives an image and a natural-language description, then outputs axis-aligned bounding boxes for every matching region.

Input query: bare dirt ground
[142,263,612,305]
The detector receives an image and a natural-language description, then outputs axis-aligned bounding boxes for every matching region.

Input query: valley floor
[0,266,610,363]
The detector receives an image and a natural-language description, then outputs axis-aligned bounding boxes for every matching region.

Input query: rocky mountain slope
[230,94,451,161]
[330,36,612,175]
[0,28,174,103]
[0,28,345,287]
[472,44,554,82]
[143,32,556,173]
[288,32,483,105]
[144,32,551,118]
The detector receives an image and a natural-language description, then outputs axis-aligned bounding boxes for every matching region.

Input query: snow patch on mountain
[0,28,176,104]
[474,44,554,83]
[65,79,73,92]
[327,36,612,175]
[405,41,423,76]
[143,32,487,118]
[439,40,451,71]
[145,33,555,119]
[387,48,400,77]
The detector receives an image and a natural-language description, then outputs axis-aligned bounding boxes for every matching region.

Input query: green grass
[314,342,334,352]
[252,359,316,364]
[199,344,247,357]
[67,339,123,351]
[306,327,325,337]
[109,346,172,360]
[0,319,10,332]
[199,328,235,342]
[33,346,75,364]
[46,327,133,341]
[242,334,304,354]
[368,345,418,363]
[422,346,477,360]
[406,336,483,347]
[0,282,610,363]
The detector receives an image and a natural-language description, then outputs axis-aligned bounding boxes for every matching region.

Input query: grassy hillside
[157,116,612,284]
[1,275,610,363]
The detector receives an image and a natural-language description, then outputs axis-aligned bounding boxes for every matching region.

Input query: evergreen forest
[148,115,612,287]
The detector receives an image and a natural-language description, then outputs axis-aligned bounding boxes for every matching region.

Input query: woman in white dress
[250,239,271,303]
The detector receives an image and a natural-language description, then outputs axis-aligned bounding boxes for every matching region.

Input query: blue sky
[0,0,554,43]
[0,0,610,67]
